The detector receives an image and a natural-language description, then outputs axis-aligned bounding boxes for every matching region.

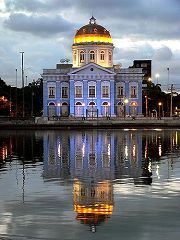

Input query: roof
[74,16,112,44]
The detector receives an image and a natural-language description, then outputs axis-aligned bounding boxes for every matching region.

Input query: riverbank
[0,117,180,129]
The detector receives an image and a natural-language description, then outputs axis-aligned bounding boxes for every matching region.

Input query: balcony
[116,95,124,99]
[49,95,55,98]
[75,94,82,98]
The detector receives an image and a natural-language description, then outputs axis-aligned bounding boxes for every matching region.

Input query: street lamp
[124,98,129,118]
[145,95,148,117]
[15,69,18,117]
[31,90,34,117]
[20,51,25,117]
[155,73,160,85]
[158,102,162,119]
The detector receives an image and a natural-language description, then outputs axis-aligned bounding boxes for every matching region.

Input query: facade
[131,60,152,82]
[42,17,144,118]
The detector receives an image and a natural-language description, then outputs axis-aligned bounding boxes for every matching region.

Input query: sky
[0,0,180,92]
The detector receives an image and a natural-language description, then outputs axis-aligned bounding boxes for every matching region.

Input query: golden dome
[74,16,112,44]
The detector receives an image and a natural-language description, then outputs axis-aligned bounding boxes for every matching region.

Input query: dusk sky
[0,0,180,91]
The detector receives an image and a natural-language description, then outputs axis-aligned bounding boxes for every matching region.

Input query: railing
[130,95,137,98]
[75,94,82,98]
[116,95,124,98]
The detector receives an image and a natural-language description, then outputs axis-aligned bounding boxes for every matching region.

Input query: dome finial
[89,16,96,24]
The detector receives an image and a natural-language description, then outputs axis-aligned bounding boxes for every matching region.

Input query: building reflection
[43,130,153,231]
[1,130,180,229]
[73,179,113,232]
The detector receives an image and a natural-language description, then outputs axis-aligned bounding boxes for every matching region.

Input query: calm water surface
[0,129,180,240]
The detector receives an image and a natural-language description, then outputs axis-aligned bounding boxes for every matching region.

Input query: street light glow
[155,73,160,78]
[124,99,129,104]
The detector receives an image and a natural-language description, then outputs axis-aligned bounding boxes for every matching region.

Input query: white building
[42,16,143,118]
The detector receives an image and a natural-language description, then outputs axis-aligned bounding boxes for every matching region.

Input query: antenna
[60,59,65,63]
[60,58,70,63]
[65,58,70,63]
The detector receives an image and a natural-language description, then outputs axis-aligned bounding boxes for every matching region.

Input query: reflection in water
[73,180,113,232]
[0,129,180,235]
[43,130,152,231]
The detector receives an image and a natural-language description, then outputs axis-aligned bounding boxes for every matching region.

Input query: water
[0,129,180,240]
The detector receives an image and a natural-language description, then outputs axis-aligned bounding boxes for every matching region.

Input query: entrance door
[75,102,83,117]
[117,102,124,117]
[61,103,69,116]
[48,103,56,117]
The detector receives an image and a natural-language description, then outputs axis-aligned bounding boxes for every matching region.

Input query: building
[131,60,152,82]
[42,16,144,118]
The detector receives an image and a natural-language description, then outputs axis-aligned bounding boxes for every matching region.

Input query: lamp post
[124,98,129,118]
[25,75,27,86]
[20,51,25,117]
[145,95,148,117]
[170,84,174,118]
[155,73,160,85]
[15,69,18,117]
[31,90,34,117]
[9,86,12,117]
[158,102,162,119]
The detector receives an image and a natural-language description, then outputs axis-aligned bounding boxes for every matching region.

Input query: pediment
[69,63,115,75]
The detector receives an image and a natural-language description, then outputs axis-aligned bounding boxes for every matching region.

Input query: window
[89,86,95,98]
[141,63,147,67]
[73,51,77,62]
[131,86,137,98]
[48,87,55,98]
[102,86,109,98]
[100,51,105,61]
[80,51,85,62]
[90,51,95,61]
[109,51,112,62]
[117,86,124,98]
[62,87,68,98]
[75,86,82,98]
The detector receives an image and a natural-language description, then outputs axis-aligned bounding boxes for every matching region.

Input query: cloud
[4,13,75,37]
[153,46,173,61]
[4,0,72,13]
[1,0,180,86]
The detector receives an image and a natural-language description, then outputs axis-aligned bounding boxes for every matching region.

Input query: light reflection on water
[0,129,180,240]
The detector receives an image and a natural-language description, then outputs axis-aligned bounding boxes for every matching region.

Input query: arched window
[73,51,77,62]
[89,101,96,106]
[100,51,105,61]
[80,51,85,62]
[117,101,124,106]
[90,51,95,61]
[62,102,68,106]
[75,102,82,105]
[49,102,55,106]
[109,51,112,62]
[102,102,109,106]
